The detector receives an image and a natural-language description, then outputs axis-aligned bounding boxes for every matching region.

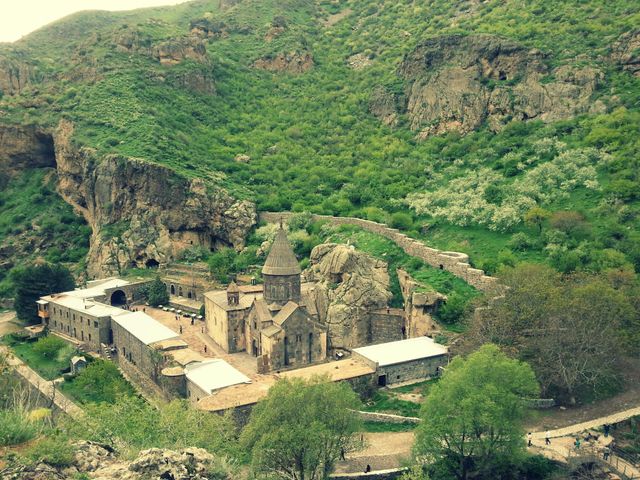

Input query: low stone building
[111,311,187,380]
[184,359,250,403]
[352,336,448,386]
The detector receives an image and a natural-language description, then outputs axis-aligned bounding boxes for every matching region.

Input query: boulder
[304,243,392,349]
[610,30,640,76]
[253,51,313,74]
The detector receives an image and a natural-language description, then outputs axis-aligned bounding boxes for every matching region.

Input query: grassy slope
[0,0,638,276]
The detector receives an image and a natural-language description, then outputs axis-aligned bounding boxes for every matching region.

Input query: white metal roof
[111,311,179,345]
[184,359,251,394]
[66,279,131,300]
[353,337,448,367]
[43,294,125,318]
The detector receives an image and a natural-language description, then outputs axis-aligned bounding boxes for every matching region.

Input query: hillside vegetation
[0,0,638,280]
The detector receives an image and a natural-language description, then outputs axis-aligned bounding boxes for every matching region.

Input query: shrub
[32,336,67,360]
[436,293,468,325]
[549,211,590,238]
[27,436,75,467]
[508,232,535,252]
[390,212,413,230]
[141,277,169,307]
[0,409,38,447]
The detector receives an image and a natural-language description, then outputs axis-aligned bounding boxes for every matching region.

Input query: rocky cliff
[253,51,314,74]
[1,442,233,480]
[610,30,640,76]
[53,120,255,277]
[0,49,40,96]
[0,125,55,179]
[375,34,605,137]
[303,243,392,349]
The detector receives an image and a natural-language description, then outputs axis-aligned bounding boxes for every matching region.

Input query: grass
[362,391,422,418]
[3,334,75,381]
[59,359,136,405]
[390,378,439,395]
[0,409,39,447]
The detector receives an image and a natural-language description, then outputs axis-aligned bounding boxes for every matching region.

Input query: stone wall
[368,310,404,345]
[355,410,421,424]
[259,212,500,293]
[330,468,408,479]
[374,356,447,386]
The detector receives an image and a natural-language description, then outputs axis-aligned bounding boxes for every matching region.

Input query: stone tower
[262,226,301,305]
[227,281,240,306]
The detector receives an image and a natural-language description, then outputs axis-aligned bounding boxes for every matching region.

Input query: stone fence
[259,212,499,293]
[355,410,421,424]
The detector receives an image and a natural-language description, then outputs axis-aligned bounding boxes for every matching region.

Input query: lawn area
[390,378,439,395]
[362,391,422,418]
[59,359,135,405]
[3,334,76,381]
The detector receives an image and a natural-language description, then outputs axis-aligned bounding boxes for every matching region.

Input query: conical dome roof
[262,227,301,276]
[227,281,239,293]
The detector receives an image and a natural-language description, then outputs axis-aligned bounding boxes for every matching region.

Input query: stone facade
[377,356,446,386]
[368,309,405,345]
[111,321,160,379]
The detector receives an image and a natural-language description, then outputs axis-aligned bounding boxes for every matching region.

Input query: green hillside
[0,0,639,278]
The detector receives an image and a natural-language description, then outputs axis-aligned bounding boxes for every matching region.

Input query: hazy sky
[0,1,192,42]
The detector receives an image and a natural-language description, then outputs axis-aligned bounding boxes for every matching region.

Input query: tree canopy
[468,263,638,404]
[141,277,169,307]
[413,344,539,480]
[12,263,75,322]
[240,375,362,480]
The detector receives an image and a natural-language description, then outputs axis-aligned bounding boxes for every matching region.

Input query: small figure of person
[527,432,532,447]
[604,424,610,437]
[365,464,371,473]
[545,431,551,445]
[603,446,611,461]
[340,447,346,461]
[204,345,207,353]
[143,307,146,313]
[179,325,183,334]
[191,318,195,326]
[574,438,581,450]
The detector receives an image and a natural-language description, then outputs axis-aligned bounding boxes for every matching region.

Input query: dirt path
[0,311,20,337]
[334,432,414,474]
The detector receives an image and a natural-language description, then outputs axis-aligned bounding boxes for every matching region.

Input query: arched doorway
[110,290,127,306]
[146,258,160,269]
[170,285,175,295]
[178,286,183,297]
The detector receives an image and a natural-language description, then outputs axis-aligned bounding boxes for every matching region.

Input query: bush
[32,336,67,360]
[508,232,535,251]
[0,409,38,447]
[390,212,414,230]
[27,436,75,467]
[549,211,590,238]
[436,293,468,325]
[141,277,169,307]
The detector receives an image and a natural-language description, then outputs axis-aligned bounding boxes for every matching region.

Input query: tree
[524,207,550,234]
[32,335,67,360]
[208,248,238,283]
[70,360,133,404]
[413,345,539,480]
[142,277,169,306]
[240,376,362,480]
[12,263,75,322]
[468,264,634,404]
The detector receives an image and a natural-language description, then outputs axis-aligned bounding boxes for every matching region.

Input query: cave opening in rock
[110,290,127,306]
[146,258,160,269]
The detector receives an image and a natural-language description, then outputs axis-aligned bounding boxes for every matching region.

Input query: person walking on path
[365,465,371,473]
[603,446,611,461]
[545,431,551,445]
[340,447,346,461]
[604,424,610,437]
[527,432,532,447]
[574,438,581,450]
[179,325,183,334]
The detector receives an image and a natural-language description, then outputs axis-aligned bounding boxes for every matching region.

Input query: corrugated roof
[262,227,301,276]
[185,359,251,394]
[352,337,448,367]
[111,311,179,345]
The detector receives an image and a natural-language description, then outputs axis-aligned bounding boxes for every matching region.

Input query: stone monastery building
[205,226,328,373]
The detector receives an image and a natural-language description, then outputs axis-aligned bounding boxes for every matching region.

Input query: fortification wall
[259,212,499,293]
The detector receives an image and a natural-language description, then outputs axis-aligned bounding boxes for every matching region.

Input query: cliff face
[53,120,256,277]
[304,243,392,349]
[377,34,605,138]
[610,30,640,76]
[0,50,40,96]
[0,125,55,178]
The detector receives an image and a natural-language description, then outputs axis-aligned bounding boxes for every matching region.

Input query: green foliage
[241,375,362,480]
[362,421,417,433]
[60,359,135,404]
[5,334,76,380]
[12,263,75,322]
[0,409,38,447]
[434,293,468,325]
[363,390,421,418]
[390,212,414,230]
[140,277,169,307]
[32,335,67,360]
[208,248,239,283]
[414,344,539,480]
[78,396,238,457]
[26,436,75,467]
[470,264,639,403]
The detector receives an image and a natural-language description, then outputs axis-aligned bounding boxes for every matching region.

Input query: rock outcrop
[0,125,55,178]
[253,51,314,74]
[369,87,399,126]
[1,442,232,480]
[0,50,40,96]
[610,30,640,76]
[53,120,256,277]
[304,243,392,349]
[386,34,604,137]
[153,37,209,66]
[397,269,445,338]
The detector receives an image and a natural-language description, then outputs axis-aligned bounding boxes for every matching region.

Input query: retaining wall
[356,410,421,424]
[330,468,408,479]
[259,212,500,293]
